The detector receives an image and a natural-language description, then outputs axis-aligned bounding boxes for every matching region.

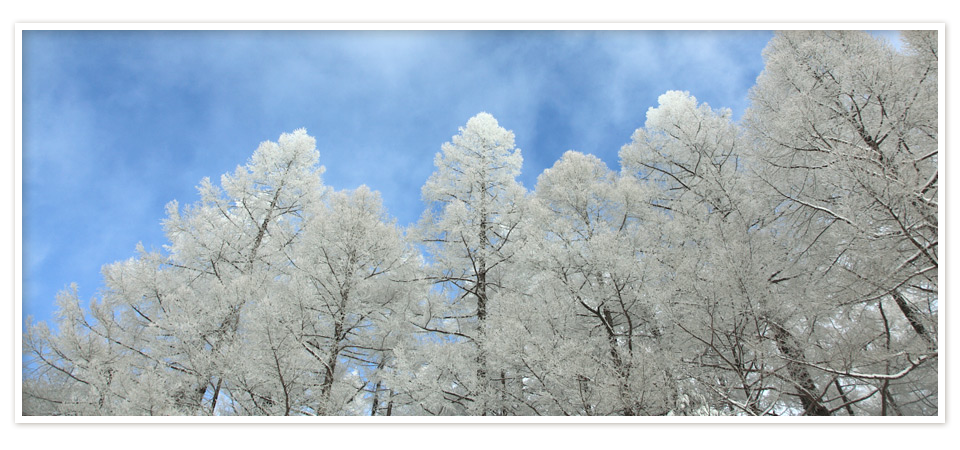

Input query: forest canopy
[22,30,939,417]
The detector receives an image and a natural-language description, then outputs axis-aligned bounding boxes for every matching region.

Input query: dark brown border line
[6,14,956,433]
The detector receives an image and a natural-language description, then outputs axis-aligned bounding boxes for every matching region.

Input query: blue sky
[22,29,791,326]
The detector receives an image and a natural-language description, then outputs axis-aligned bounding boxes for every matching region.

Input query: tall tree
[621,90,836,415]
[525,151,672,415]
[283,185,417,415]
[148,128,326,414]
[403,112,529,415]
[24,129,327,415]
[745,30,938,415]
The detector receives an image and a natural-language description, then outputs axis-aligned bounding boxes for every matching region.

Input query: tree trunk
[475,178,491,415]
[319,318,343,415]
[602,307,635,415]
[768,320,831,416]
[891,290,935,346]
[210,377,222,415]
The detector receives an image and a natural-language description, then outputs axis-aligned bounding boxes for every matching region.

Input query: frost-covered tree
[744,30,939,415]
[621,90,840,415]
[24,129,327,415]
[522,151,674,415]
[399,112,530,415]
[23,130,415,416]
[281,185,418,415]
[22,283,174,415]
[143,128,325,414]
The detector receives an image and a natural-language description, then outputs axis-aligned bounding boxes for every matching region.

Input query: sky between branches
[20,29,902,327]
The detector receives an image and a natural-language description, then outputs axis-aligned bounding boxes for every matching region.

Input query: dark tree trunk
[319,318,343,415]
[769,321,831,416]
[601,307,635,415]
[891,290,935,346]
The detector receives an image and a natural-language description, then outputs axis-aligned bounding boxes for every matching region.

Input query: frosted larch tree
[404,112,529,415]
[745,30,938,415]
